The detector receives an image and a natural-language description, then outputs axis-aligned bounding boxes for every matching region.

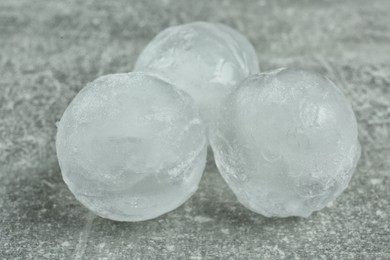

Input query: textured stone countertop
[0,0,389,259]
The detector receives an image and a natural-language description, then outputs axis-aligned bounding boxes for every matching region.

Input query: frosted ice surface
[210,68,361,217]
[134,21,259,126]
[56,73,207,221]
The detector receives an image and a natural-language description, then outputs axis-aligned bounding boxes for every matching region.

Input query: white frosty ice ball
[56,73,207,221]
[134,21,260,125]
[210,68,361,218]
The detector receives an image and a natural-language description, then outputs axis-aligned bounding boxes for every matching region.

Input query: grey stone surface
[0,0,389,259]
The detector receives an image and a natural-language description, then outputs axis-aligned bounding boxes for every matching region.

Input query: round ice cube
[56,73,207,221]
[210,68,361,218]
[134,21,260,125]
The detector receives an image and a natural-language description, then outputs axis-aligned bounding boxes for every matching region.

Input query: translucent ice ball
[134,21,260,125]
[56,73,207,221]
[210,68,361,218]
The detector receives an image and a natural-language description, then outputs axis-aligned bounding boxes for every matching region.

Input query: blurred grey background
[0,0,389,259]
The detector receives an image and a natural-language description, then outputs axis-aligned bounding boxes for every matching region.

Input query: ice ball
[210,68,361,217]
[56,72,207,221]
[134,21,260,125]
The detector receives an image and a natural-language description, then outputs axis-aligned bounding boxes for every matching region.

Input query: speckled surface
[0,0,389,259]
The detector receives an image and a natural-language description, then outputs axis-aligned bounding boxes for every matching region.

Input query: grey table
[0,0,389,259]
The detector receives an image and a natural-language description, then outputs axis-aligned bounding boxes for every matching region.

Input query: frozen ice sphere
[210,68,361,218]
[134,21,260,126]
[56,72,207,221]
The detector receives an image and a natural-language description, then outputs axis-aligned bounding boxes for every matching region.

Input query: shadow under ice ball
[56,73,207,221]
[135,21,259,125]
[210,68,361,217]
